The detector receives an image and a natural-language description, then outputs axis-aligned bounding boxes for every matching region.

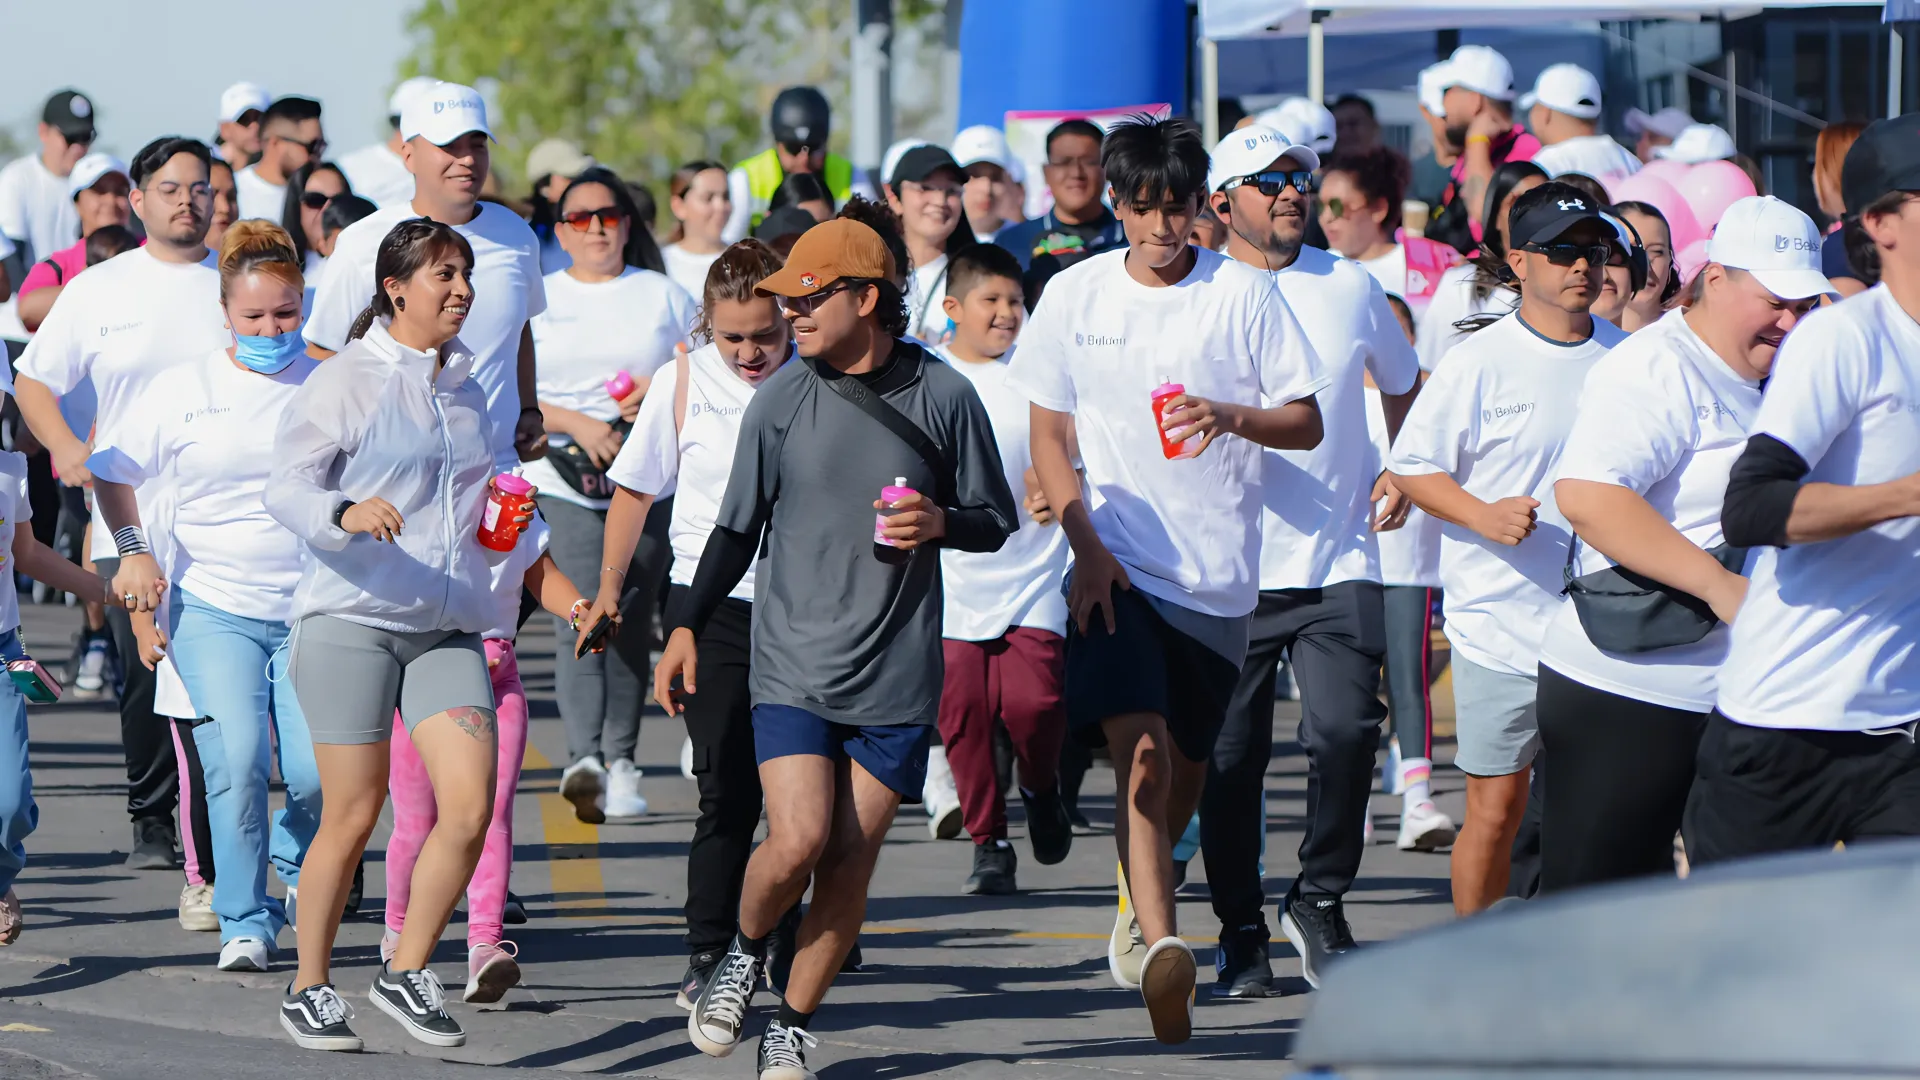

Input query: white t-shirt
[1540,310,1760,711]
[1259,247,1420,590]
[305,201,546,470]
[1359,245,1407,301]
[0,154,78,262]
[1530,135,1643,181]
[482,517,552,641]
[1716,286,1920,732]
[235,165,286,223]
[0,453,31,635]
[87,349,316,623]
[17,248,226,560]
[905,253,953,345]
[335,142,414,208]
[1367,385,1441,588]
[524,267,698,509]
[606,342,767,603]
[1416,263,1517,372]
[936,346,1071,640]
[1390,312,1626,676]
[1007,247,1329,618]
[660,243,721,301]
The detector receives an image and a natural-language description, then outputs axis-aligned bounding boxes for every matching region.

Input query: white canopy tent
[1195,0,1892,144]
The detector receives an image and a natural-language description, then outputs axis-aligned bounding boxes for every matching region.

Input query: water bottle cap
[894,477,907,486]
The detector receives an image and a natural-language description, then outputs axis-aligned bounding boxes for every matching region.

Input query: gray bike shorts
[290,615,494,745]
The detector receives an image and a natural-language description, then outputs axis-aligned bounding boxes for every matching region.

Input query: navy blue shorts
[751,704,932,801]
[1064,586,1240,764]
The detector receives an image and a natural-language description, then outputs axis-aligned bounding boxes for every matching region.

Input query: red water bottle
[1151,378,1189,459]
[606,371,635,400]
[477,471,534,552]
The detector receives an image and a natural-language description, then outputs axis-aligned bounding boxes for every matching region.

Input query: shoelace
[402,968,448,1012]
[303,985,354,1027]
[702,952,758,1027]
[763,1022,818,1066]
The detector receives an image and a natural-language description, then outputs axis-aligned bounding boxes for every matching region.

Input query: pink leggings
[383,638,527,948]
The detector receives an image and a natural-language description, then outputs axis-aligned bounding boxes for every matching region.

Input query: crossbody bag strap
[808,350,955,506]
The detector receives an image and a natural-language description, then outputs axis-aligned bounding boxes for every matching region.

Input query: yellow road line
[522,744,606,916]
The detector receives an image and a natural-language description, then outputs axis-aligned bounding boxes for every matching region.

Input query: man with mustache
[1426,46,1540,257]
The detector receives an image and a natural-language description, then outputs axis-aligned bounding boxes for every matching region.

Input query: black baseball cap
[43,90,96,143]
[889,145,963,189]
[771,86,831,149]
[1842,114,1920,215]
[1508,181,1607,247]
[754,205,819,244]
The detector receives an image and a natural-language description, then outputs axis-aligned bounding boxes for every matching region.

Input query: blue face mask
[233,328,305,374]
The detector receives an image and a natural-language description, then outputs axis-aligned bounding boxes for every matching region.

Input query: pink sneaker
[0,888,20,946]
[463,940,520,1004]
[380,929,399,965]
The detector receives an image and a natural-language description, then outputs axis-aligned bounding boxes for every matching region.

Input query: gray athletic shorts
[291,615,494,745]
[1450,654,1540,777]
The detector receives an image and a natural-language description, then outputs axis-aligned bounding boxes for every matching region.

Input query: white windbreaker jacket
[266,320,504,633]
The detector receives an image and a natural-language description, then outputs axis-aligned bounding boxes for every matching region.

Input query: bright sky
[0,0,420,162]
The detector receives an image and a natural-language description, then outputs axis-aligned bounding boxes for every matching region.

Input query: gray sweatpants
[539,494,669,766]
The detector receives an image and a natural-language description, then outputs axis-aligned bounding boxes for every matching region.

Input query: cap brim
[753,264,838,298]
[1518,92,1539,110]
[1748,266,1837,301]
[1517,209,1605,246]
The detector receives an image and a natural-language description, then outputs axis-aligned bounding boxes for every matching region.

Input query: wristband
[521,406,542,415]
[1465,134,1492,145]
[568,598,592,632]
[112,526,150,557]
[331,500,355,530]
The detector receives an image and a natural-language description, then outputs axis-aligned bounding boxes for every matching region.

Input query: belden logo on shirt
[1074,332,1126,347]
[1695,402,1737,423]
[687,401,744,419]
[101,321,142,336]
[1482,401,1534,423]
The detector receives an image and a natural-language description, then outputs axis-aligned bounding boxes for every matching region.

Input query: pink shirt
[1447,126,1543,245]
[18,240,87,298]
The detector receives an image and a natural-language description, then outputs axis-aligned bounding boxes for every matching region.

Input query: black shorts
[1682,710,1920,868]
[1064,585,1240,764]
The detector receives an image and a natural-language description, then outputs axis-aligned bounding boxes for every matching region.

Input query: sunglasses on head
[1521,241,1613,267]
[561,207,629,232]
[1226,170,1316,197]
[300,191,336,211]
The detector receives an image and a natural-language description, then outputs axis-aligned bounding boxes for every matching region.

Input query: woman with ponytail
[88,219,322,975]
[263,217,534,1053]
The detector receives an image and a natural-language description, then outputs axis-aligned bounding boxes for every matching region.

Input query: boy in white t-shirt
[1009,115,1327,1043]
[1389,182,1626,914]
[933,244,1074,898]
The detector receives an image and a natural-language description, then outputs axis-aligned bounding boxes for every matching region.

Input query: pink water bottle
[1151,378,1189,459]
[478,471,535,552]
[605,371,636,400]
[875,476,916,545]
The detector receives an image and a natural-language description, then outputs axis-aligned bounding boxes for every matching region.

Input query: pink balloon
[1638,159,1692,185]
[1676,160,1756,233]
[1607,171,1706,251]
[1675,238,1710,285]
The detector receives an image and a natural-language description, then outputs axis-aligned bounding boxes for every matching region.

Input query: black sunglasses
[300,191,336,211]
[1521,241,1613,267]
[1225,169,1316,197]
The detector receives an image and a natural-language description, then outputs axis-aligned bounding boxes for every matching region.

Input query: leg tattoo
[444,707,497,740]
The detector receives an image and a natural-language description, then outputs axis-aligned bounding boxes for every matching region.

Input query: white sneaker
[680,736,696,780]
[72,635,108,698]
[1139,937,1196,1045]
[1397,800,1457,851]
[559,756,608,825]
[606,758,649,818]
[217,936,270,972]
[1108,862,1145,989]
[179,882,218,932]
[923,746,963,840]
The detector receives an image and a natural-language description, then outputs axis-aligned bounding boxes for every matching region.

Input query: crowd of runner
[0,43,1915,1077]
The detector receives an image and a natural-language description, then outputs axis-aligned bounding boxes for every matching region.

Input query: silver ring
[123,593,137,606]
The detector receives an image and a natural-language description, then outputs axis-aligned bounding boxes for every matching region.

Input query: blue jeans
[0,630,37,896]
[167,590,320,943]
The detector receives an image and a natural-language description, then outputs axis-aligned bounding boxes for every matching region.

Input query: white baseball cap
[1624,106,1693,141]
[67,152,128,199]
[1654,123,1737,163]
[400,81,493,146]
[388,75,440,119]
[1519,64,1603,120]
[1256,97,1335,156]
[952,125,1013,171]
[219,82,270,124]
[1208,124,1320,194]
[1703,195,1835,300]
[1441,45,1516,102]
[1417,61,1453,117]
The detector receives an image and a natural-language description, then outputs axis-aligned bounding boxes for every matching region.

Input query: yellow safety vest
[739,148,856,229]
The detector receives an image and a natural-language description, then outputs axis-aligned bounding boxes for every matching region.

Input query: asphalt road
[0,602,1463,1078]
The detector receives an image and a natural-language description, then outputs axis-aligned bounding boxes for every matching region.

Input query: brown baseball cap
[754,218,897,297]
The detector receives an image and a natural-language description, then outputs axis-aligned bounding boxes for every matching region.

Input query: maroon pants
[938,628,1067,844]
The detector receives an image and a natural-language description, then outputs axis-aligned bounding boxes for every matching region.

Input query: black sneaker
[369,964,466,1047]
[342,860,365,916]
[688,941,762,1057]
[677,948,723,1010]
[757,1017,819,1079]
[1279,885,1356,990]
[1019,786,1073,865]
[1211,924,1274,999]
[840,941,863,974]
[503,891,528,925]
[126,818,178,871]
[765,906,801,996]
[280,982,362,1052]
[964,840,1017,895]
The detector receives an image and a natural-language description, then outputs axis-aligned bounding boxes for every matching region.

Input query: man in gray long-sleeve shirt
[656,218,1016,1074]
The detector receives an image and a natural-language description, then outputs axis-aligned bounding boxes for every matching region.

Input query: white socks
[1399,757,1434,808]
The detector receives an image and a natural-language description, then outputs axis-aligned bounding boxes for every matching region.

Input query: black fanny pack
[545,418,632,501]
[1562,540,1747,654]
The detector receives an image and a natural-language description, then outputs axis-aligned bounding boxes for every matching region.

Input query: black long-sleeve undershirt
[1721,433,1810,549]
[665,525,758,639]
